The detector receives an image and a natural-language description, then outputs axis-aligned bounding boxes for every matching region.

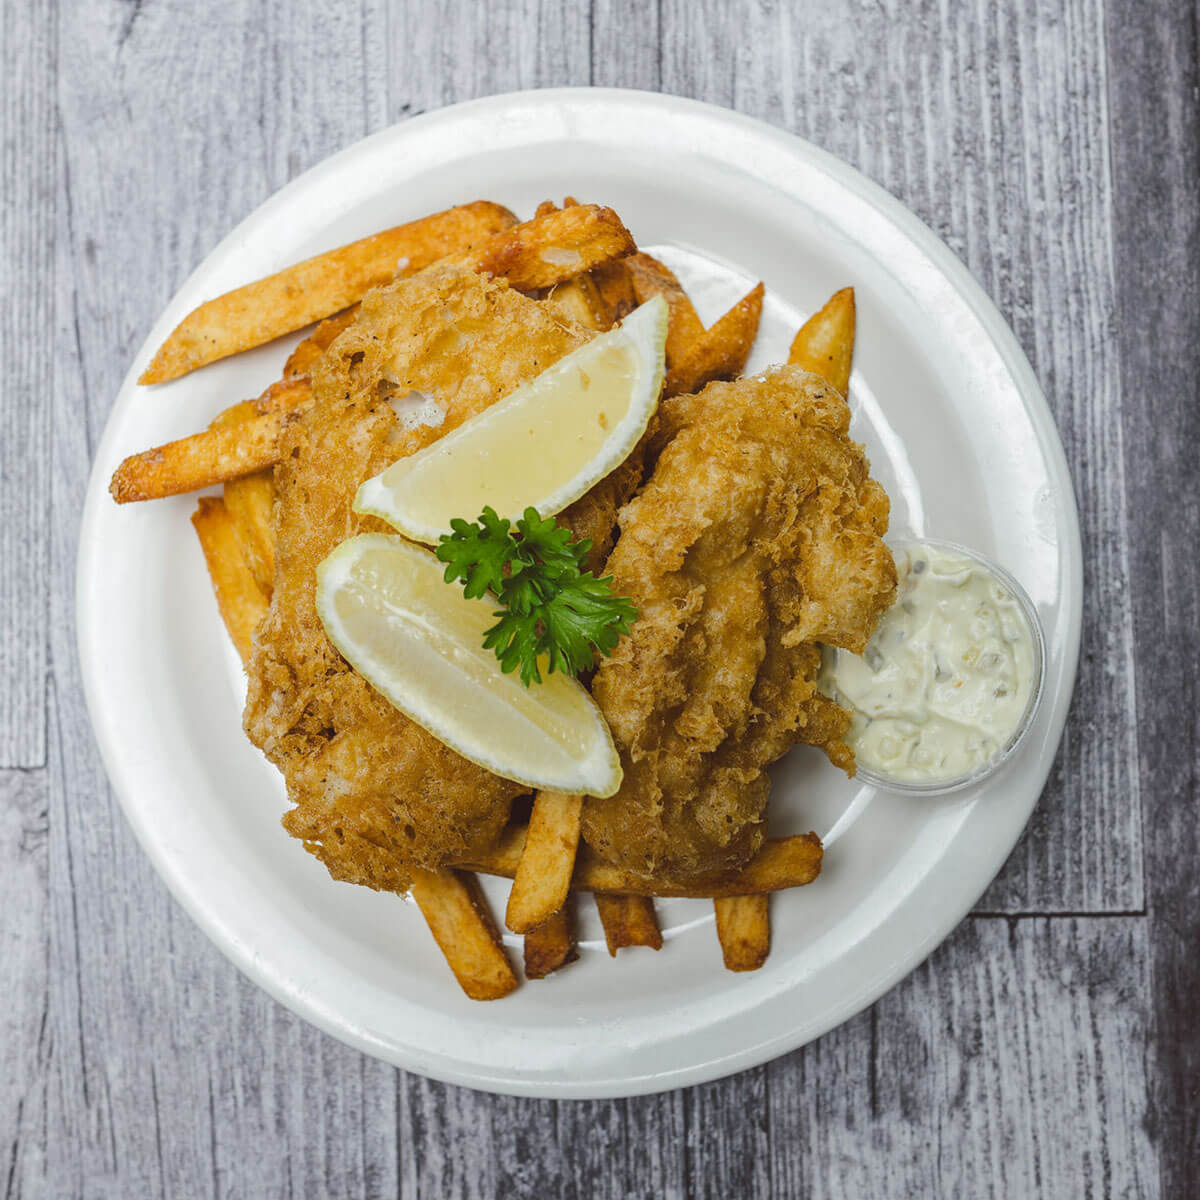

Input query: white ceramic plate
[78,89,1082,1099]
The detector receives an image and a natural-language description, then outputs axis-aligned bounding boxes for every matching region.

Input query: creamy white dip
[820,542,1040,785]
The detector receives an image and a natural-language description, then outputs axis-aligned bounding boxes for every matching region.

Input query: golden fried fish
[581,366,897,884]
[244,266,634,892]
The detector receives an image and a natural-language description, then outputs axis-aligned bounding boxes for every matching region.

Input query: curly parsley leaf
[437,507,638,686]
[435,506,516,599]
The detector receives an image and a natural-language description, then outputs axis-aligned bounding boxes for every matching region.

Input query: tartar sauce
[820,542,1040,785]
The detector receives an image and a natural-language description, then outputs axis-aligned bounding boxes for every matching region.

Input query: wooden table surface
[3,1,1195,1195]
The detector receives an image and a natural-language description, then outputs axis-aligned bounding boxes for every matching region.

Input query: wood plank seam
[0,0,55,768]
[970,910,1148,920]
[1104,0,1200,1191]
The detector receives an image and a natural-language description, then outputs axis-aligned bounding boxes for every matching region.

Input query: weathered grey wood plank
[0,770,49,1199]
[0,0,55,766]
[491,1097,566,1197]
[591,0,661,91]
[401,1073,496,1200]
[558,1093,686,1200]
[1105,3,1200,1194]
[383,0,590,112]
[41,3,405,1198]
[684,1067,770,1200]
[767,918,1156,1198]
[659,0,1138,912]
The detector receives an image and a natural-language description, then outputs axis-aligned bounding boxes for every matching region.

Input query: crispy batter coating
[581,366,896,884]
[244,267,617,892]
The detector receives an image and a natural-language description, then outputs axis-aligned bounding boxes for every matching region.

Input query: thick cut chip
[410,867,518,1001]
[456,826,825,898]
[665,283,764,397]
[713,894,770,971]
[190,497,269,665]
[788,287,856,395]
[109,376,312,504]
[110,411,285,504]
[594,894,662,954]
[625,252,704,368]
[140,201,517,383]
[222,471,275,595]
[447,204,635,293]
[523,904,578,979]
[505,791,584,934]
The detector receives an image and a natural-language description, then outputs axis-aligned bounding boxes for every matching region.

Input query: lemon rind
[315,533,624,798]
[352,294,668,545]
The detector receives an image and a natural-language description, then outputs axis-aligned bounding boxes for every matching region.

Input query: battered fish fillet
[244,266,635,893]
[581,366,897,883]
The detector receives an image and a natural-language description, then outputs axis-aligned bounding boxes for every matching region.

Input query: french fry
[140,201,517,384]
[283,305,360,378]
[190,497,269,665]
[588,260,638,327]
[625,253,704,368]
[625,254,763,396]
[787,287,856,395]
[713,894,770,972]
[207,398,277,595]
[409,867,518,1001]
[212,398,258,425]
[451,203,636,293]
[523,904,579,979]
[505,791,583,934]
[457,828,823,898]
[207,375,312,428]
[666,282,764,397]
[111,375,314,504]
[222,472,275,595]
[251,375,314,415]
[113,207,638,506]
[205,376,312,432]
[594,894,662,955]
[542,273,610,331]
[110,410,286,504]
[543,259,637,332]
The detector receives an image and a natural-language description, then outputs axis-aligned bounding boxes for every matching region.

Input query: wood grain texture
[685,1068,770,1200]
[591,0,661,91]
[384,0,590,112]
[0,771,49,1198]
[766,919,1156,1198]
[1,0,1178,1194]
[37,3,402,1198]
[556,1093,686,1199]
[1105,2,1200,1193]
[0,0,55,766]
[659,0,1140,915]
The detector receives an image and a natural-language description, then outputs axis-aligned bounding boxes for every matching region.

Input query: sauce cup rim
[839,536,1048,798]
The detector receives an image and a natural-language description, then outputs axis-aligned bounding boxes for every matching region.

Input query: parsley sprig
[436,507,637,686]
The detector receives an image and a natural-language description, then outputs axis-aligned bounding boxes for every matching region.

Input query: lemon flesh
[354,294,667,543]
[316,533,623,797]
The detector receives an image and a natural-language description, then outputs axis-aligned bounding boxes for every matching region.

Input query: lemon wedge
[354,294,668,543]
[315,533,623,797]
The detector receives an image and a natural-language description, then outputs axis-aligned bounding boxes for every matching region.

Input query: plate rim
[76,86,1083,1098]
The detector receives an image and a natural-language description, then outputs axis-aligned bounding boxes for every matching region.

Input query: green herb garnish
[436,506,637,686]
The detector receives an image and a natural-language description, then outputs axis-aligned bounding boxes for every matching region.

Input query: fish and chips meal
[112,197,901,999]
